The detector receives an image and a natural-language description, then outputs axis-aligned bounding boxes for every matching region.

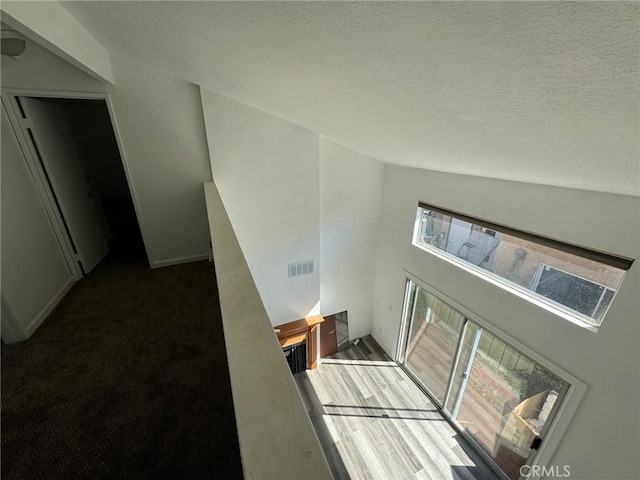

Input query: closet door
[21,97,108,273]
[1,101,74,341]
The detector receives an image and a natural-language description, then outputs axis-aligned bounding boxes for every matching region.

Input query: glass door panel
[404,286,465,404]
[452,330,567,480]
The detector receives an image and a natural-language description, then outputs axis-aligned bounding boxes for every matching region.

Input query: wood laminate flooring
[294,336,500,480]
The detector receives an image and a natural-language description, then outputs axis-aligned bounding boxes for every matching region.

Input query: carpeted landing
[1,252,244,479]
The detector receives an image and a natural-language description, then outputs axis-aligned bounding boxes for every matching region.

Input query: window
[413,203,633,330]
[398,279,579,480]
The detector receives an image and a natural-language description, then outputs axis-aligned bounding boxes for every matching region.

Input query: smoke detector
[1,31,27,60]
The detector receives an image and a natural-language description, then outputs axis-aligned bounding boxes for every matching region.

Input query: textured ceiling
[59,1,639,195]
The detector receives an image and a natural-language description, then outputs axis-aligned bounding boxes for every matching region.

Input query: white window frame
[399,271,588,480]
[412,204,633,332]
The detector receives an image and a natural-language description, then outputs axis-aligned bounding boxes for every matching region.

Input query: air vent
[288,260,314,278]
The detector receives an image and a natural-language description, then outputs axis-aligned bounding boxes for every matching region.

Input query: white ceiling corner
[59,1,640,196]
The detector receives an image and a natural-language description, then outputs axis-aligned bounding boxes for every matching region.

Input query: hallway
[1,251,243,479]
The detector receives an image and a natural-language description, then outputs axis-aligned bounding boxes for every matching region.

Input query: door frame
[397,271,588,480]
[1,88,151,274]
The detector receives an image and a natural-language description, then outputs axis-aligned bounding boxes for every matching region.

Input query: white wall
[1,101,74,341]
[201,89,320,325]
[371,164,640,480]
[106,54,213,267]
[319,138,384,339]
[200,92,387,333]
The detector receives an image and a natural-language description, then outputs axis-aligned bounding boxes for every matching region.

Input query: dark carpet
[1,244,244,479]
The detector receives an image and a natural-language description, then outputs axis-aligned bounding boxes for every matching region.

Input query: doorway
[49,97,145,262]
[7,92,146,277]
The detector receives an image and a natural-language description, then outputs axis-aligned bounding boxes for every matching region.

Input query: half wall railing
[204,181,333,480]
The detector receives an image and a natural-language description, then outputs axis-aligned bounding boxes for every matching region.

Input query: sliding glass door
[403,283,465,404]
[399,280,568,480]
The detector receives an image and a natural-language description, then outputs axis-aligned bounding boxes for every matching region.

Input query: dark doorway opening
[37,97,146,264]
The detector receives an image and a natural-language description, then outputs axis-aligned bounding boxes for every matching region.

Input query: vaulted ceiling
[59,1,639,196]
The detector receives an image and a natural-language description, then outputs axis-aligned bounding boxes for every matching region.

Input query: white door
[21,97,109,273]
[1,100,75,342]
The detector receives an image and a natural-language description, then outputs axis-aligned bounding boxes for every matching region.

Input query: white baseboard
[25,276,76,337]
[1,295,27,343]
[151,253,212,269]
